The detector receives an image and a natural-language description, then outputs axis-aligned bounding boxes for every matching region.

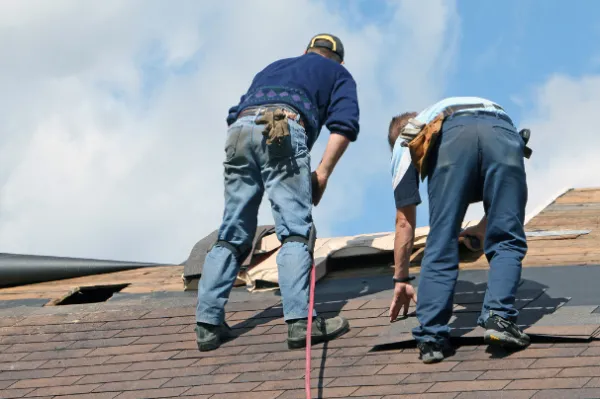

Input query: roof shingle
[1,187,600,397]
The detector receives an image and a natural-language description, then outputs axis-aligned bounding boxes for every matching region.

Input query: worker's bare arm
[389,204,418,321]
[393,205,416,279]
[311,133,350,206]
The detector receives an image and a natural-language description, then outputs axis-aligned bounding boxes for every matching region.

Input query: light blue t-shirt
[390,96,508,207]
[390,127,421,208]
[413,96,508,124]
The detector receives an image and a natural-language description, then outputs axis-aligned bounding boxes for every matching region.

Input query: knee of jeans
[208,243,240,262]
[277,241,311,266]
[214,237,254,259]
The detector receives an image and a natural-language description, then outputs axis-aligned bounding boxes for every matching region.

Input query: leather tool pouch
[255,109,290,146]
[406,113,445,181]
[404,105,532,181]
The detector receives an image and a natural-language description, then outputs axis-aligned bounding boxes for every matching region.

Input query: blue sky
[329,0,600,237]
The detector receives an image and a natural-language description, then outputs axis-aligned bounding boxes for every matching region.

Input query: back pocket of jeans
[491,125,525,162]
[266,120,305,159]
[492,124,523,147]
[290,120,308,157]
[224,125,242,162]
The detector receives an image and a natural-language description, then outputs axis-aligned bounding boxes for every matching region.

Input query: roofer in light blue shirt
[387,96,531,364]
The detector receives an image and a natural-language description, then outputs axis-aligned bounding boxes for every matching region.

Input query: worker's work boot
[417,340,455,364]
[287,315,349,349]
[195,322,232,351]
[483,313,530,349]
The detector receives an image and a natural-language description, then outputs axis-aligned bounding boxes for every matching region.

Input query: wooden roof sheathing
[1,187,599,305]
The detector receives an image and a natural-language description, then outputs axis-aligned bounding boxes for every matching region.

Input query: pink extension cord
[305,261,316,399]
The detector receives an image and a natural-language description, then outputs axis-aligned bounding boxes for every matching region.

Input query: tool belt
[238,104,305,146]
[401,104,531,181]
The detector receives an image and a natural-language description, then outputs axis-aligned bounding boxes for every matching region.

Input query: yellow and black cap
[306,33,344,62]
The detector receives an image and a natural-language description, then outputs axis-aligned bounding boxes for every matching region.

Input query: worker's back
[227,52,359,149]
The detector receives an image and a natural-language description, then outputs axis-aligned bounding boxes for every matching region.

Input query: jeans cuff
[284,308,317,322]
[196,314,223,325]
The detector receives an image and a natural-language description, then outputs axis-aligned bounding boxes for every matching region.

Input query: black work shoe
[483,313,530,349]
[287,315,349,349]
[417,340,454,364]
[195,322,232,352]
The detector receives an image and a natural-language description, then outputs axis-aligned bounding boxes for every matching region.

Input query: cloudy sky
[1,0,599,264]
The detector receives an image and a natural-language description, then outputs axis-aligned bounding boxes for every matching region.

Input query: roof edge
[524,186,572,225]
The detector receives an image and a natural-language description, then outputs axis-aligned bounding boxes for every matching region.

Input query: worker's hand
[459,225,485,252]
[389,282,417,322]
[311,170,328,206]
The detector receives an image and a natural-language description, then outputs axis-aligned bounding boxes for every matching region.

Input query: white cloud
[312,0,461,234]
[464,73,600,223]
[0,0,459,263]
[520,74,600,212]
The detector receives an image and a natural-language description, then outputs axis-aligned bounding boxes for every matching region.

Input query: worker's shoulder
[432,96,501,108]
[267,53,352,76]
[309,53,354,78]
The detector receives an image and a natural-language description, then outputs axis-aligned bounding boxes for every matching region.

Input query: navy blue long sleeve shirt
[226,52,360,150]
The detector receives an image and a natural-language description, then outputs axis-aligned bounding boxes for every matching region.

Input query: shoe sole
[421,353,444,364]
[197,332,233,352]
[197,337,220,352]
[287,321,350,350]
[484,329,530,349]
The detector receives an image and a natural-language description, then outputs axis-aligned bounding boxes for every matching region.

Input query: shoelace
[491,315,513,331]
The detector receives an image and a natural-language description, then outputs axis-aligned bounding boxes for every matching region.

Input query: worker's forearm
[316,133,350,178]
[393,206,416,279]
[394,230,413,279]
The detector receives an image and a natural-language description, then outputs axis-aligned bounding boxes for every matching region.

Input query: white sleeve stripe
[392,149,413,190]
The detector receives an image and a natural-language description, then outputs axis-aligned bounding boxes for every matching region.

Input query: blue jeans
[413,112,528,344]
[196,115,314,324]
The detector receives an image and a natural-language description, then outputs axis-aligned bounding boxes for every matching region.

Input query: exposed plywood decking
[2,187,600,303]
[449,187,600,271]
[325,187,600,280]
[0,265,183,303]
[523,186,571,225]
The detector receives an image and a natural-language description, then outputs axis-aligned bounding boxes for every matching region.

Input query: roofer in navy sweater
[195,34,360,351]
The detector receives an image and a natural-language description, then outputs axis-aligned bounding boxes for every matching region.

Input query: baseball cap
[306,33,344,62]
